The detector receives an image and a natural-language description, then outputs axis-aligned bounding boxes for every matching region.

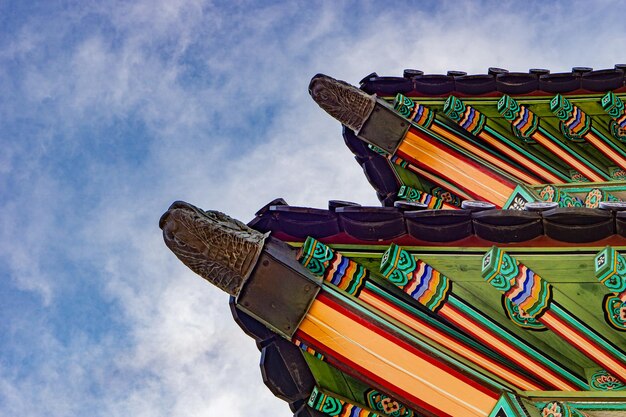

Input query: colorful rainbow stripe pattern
[298,237,367,296]
[397,185,444,209]
[497,95,539,142]
[443,96,486,136]
[295,240,584,391]
[482,247,552,319]
[294,338,325,360]
[393,94,434,128]
[389,154,409,168]
[601,91,626,141]
[380,244,451,312]
[550,94,591,141]
[308,386,380,417]
[594,246,626,330]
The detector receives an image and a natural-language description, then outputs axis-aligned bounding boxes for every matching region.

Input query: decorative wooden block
[550,94,591,141]
[393,94,434,129]
[497,95,539,142]
[298,237,367,297]
[442,96,486,135]
[594,246,626,295]
[482,247,552,319]
[380,243,451,312]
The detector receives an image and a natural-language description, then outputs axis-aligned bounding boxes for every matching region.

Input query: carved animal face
[308,73,375,133]
[159,201,266,296]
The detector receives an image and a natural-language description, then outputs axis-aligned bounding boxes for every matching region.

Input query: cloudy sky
[2,1,626,416]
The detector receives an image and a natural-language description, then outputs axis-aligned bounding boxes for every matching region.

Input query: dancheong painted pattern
[161,66,626,417]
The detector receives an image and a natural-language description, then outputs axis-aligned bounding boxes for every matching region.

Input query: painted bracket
[594,246,626,331]
[297,236,367,297]
[497,95,539,143]
[601,91,626,142]
[482,247,552,320]
[443,95,487,136]
[549,94,591,142]
[380,243,452,313]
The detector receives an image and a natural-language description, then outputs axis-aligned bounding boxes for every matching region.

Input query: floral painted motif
[590,369,626,391]
[542,402,562,417]
[366,389,414,417]
[541,401,588,417]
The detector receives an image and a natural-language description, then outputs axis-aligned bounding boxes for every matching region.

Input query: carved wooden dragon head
[159,201,267,296]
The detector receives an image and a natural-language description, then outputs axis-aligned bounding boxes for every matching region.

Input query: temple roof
[249,198,626,245]
[359,66,626,97]
[307,67,626,211]
[161,68,626,417]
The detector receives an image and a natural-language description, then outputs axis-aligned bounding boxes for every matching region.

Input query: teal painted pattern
[550,94,591,141]
[393,94,434,129]
[442,96,486,135]
[594,246,626,295]
[601,91,625,119]
[298,237,367,296]
[497,95,538,143]
[594,246,626,331]
[365,390,414,417]
[308,386,345,416]
[589,369,626,391]
[368,144,389,156]
[502,296,547,331]
[601,92,626,141]
[538,185,584,207]
[538,185,619,208]
[380,244,451,312]
[308,385,380,417]
[397,185,444,209]
[603,294,626,331]
[368,144,409,168]
[482,247,552,319]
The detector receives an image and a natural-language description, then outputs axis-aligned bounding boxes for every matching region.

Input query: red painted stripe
[437,305,579,391]
[363,289,549,390]
[294,329,453,417]
[409,127,518,190]
[540,310,626,381]
[317,292,500,398]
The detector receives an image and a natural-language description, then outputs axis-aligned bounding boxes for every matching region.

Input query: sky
[2,1,626,416]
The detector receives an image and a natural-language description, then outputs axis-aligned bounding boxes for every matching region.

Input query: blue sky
[2,1,626,416]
